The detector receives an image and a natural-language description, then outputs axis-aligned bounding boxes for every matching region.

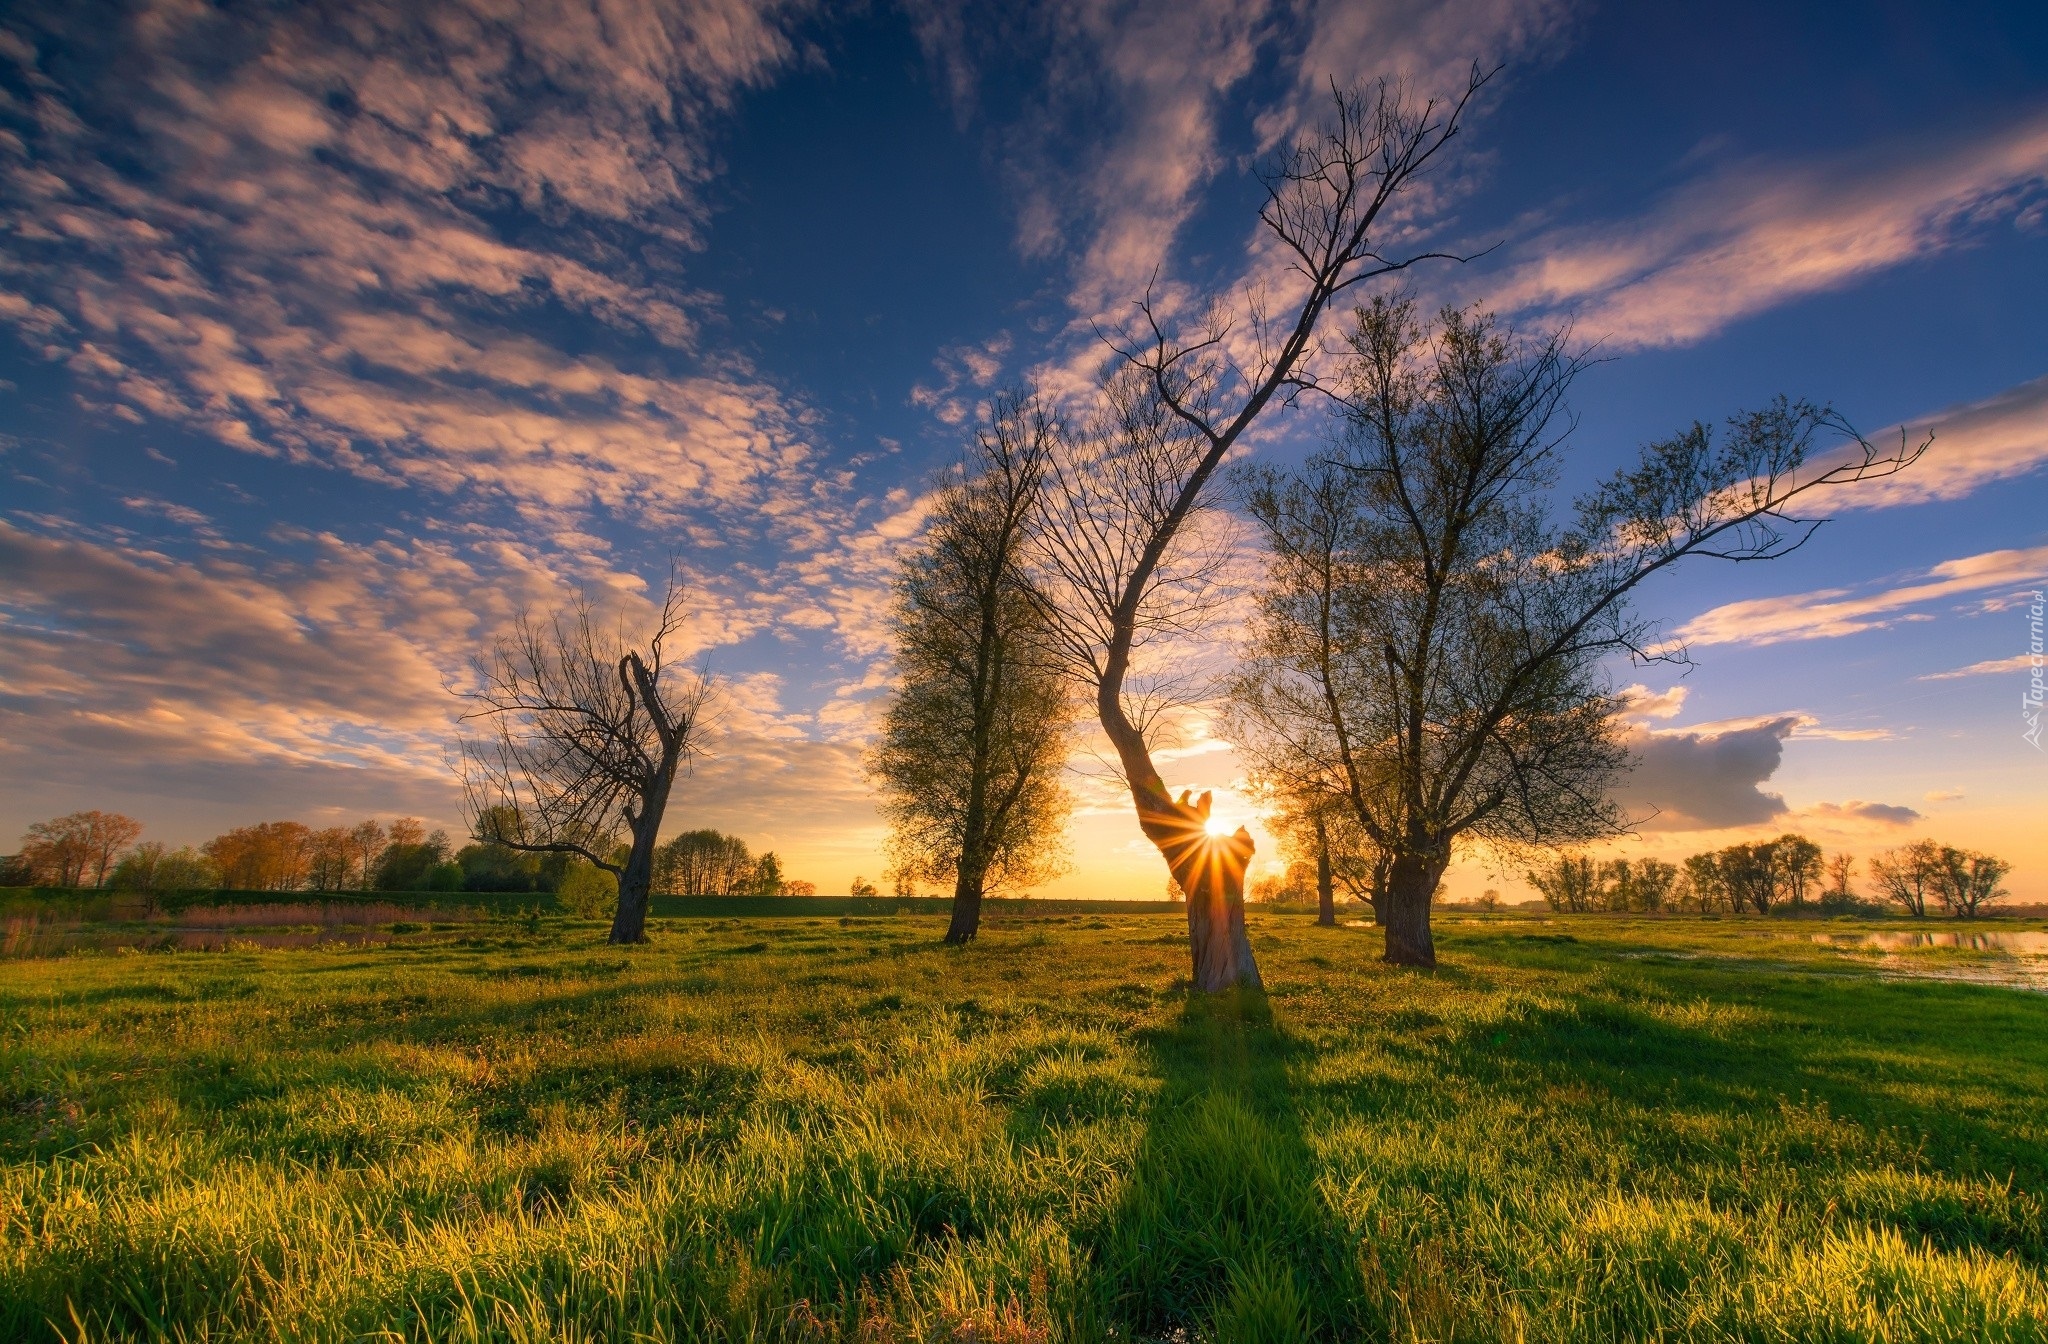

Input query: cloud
[1489,113,2048,349]
[1918,653,2040,681]
[1677,545,2048,648]
[0,0,840,540]
[1924,788,1965,803]
[1836,374,2048,510]
[1799,800,1921,828]
[909,0,1561,351]
[1615,682,1688,721]
[1612,716,1795,831]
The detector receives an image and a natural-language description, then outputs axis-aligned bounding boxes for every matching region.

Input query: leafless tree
[457,577,713,944]
[1033,73,1489,991]
[1929,844,2012,918]
[1869,840,1940,917]
[870,395,1075,943]
[1232,297,1923,965]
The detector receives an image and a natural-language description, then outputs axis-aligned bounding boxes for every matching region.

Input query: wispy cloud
[1838,373,2048,510]
[1677,545,2048,649]
[1488,112,2048,348]
[1918,653,2039,681]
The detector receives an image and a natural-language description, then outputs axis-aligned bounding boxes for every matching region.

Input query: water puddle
[1810,929,2048,954]
[1809,927,2048,991]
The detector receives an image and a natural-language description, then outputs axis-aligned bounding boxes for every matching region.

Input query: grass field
[2,908,2044,1342]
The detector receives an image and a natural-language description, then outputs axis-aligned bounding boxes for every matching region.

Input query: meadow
[2,905,2044,1343]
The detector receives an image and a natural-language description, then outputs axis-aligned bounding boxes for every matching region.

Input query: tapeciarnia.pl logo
[2026,590,2045,750]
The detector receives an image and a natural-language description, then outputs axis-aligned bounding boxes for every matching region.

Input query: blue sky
[2,0,2044,899]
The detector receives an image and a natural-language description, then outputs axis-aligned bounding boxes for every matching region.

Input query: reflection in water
[0,902,485,958]
[1810,927,2048,991]
[1811,929,2048,954]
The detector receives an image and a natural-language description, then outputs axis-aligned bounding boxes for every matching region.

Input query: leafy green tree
[870,395,1074,943]
[375,829,450,891]
[1771,834,1824,909]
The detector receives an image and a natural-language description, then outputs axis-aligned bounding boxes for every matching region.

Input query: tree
[205,821,313,891]
[1032,77,1492,990]
[375,828,450,891]
[1929,845,2011,918]
[1822,853,1857,907]
[654,829,755,895]
[19,811,143,888]
[849,875,879,897]
[1527,853,1601,912]
[1604,858,1679,912]
[870,396,1075,943]
[109,841,166,892]
[110,843,221,894]
[1771,834,1824,909]
[1256,791,1388,924]
[1869,840,1940,917]
[458,579,713,945]
[346,820,388,890]
[1232,295,1922,965]
[750,851,786,896]
[307,827,355,891]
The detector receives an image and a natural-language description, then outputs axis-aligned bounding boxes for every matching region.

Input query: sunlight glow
[1203,813,1233,837]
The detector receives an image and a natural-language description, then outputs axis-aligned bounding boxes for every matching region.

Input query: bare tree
[1033,74,1489,992]
[1233,298,1923,964]
[1929,845,2012,918]
[457,578,713,944]
[870,396,1075,943]
[1527,853,1602,912]
[1869,840,1940,917]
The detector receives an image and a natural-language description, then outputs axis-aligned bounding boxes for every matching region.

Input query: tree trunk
[1380,851,1442,967]
[946,866,985,944]
[1098,654,1261,992]
[608,770,672,945]
[608,825,657,944]
[1315,818,1335,928]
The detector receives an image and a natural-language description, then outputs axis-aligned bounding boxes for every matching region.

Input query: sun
[1203,813,1234,837]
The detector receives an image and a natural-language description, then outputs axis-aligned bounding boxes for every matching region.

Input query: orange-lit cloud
[1676,545,2048,649]
[1488,113,2048,349]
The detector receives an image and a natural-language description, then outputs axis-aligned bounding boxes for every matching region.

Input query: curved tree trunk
[1098,675,1261,992]
[1142,791,1260,991]
[1380,850,1443,968]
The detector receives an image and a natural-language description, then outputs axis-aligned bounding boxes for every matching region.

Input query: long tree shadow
[1080,989,1364,1343]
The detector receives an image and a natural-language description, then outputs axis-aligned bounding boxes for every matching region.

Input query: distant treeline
[1525,833,2012,919]
[1,810,815,901]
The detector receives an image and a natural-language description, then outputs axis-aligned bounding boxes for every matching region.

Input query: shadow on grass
[1081,990,1371,1342]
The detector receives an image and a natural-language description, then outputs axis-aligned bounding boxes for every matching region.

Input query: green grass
[2,910,2044,1342]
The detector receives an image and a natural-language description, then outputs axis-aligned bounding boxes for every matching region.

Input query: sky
[1,0,2044,902]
